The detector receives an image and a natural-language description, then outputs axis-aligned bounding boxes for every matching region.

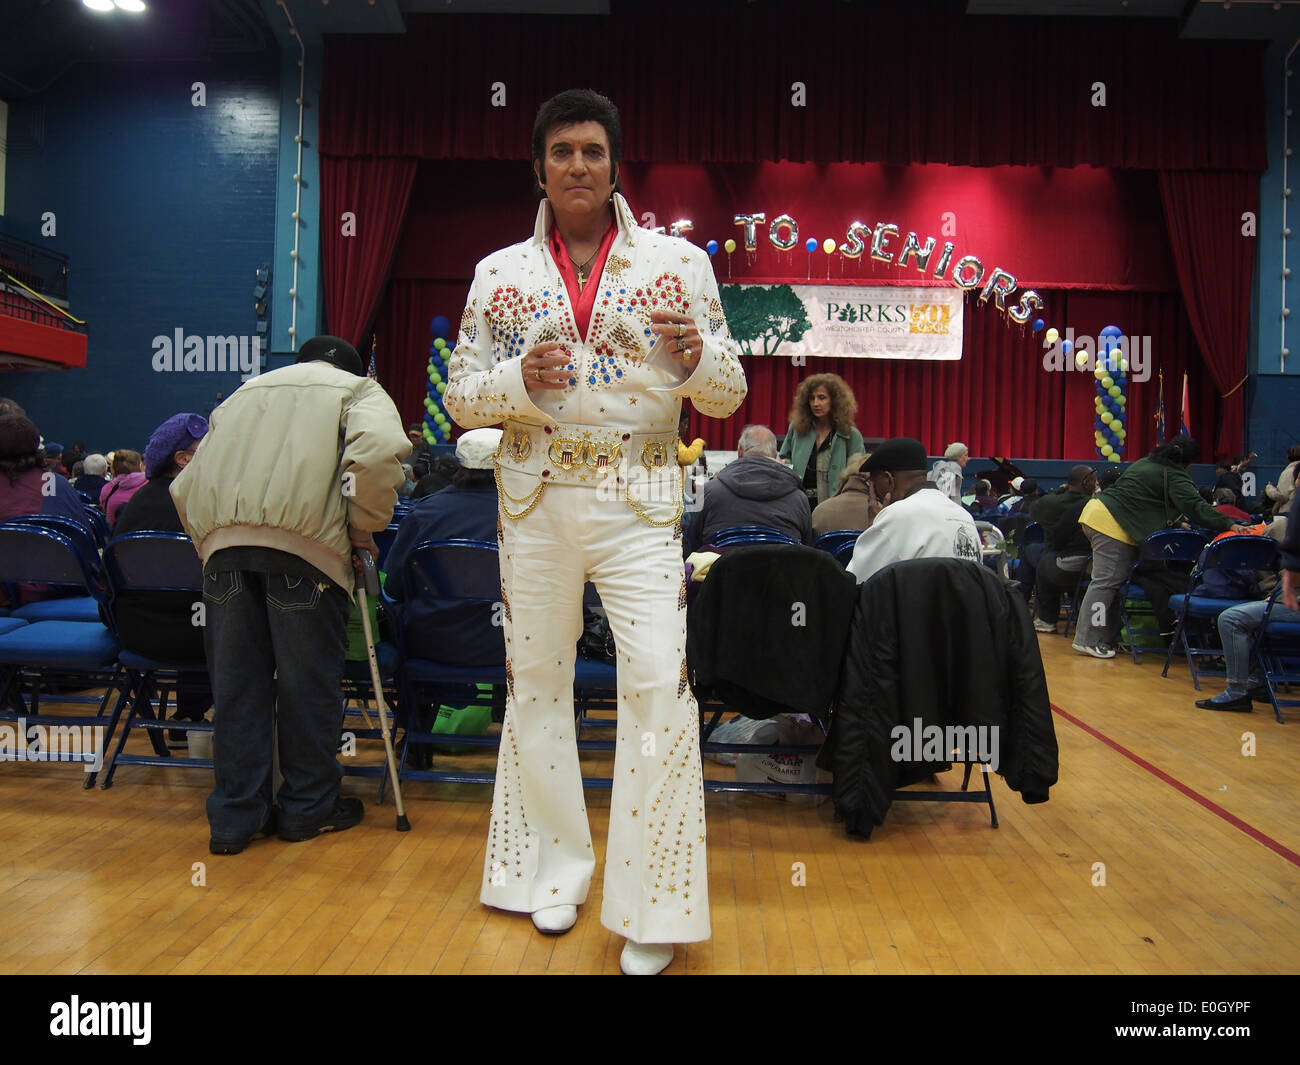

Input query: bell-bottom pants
[479,479,710,945]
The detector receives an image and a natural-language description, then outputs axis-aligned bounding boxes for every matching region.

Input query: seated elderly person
[812,453,871,539]
[383,428,503,665]
[1030,465,1096,632]
[76,453,110,502]
[684,424,811,552]
[846,437,983,584]
[114,413,211,733]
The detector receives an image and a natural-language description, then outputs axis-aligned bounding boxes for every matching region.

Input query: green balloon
[430,371,442,383]
[1102,411,1114,425]
[436,381,447,394]
[434,337,447,350]
[1117,395,1127,406]
[1108,385,1121,398]
[1101,376,1113,390]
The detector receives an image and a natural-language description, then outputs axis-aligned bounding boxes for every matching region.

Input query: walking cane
[353,547,410,831]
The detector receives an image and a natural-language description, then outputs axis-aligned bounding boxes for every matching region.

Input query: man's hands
[522,342,573,392]
[650,310,702,373]
[351,536,378,575]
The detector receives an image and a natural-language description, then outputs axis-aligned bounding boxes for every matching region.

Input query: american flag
[1180,372,1191,437]
[367,335,377,380]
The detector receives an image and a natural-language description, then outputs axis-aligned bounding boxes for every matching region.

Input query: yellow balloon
[1045,328,1060,344]
[1108,385,1121,398]
[1101,376,1113,390]
[1117,395,1127,406]
[1102,412,1113,425]
[1093,366,1106,380]
[1101,444,1114,457]
[1076,352,1090,368]
[724,238,737,254]
[822,238,836,254]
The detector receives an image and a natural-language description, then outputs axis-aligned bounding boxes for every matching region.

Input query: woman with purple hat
[114,413,210,734]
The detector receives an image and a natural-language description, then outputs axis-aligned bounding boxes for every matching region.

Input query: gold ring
[534,368,543,382]
[677,324,685,339]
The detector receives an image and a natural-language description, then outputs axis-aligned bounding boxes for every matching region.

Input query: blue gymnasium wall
[0,52,280,453]
[1248,39,1300,462]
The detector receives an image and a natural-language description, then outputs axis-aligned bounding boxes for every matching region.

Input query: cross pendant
[576,268,587,292]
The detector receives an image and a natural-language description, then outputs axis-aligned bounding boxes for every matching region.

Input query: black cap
[862,437,928,474]
[295,335,364,376]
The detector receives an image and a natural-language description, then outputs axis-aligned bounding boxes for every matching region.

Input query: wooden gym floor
[1,634,1297,975]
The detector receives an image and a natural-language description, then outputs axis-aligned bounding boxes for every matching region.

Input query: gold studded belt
[494,421,683,526]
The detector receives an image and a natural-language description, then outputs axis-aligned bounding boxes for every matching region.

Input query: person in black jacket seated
[1030,465,1096,633]
[384,427,504,666]
[684,424,811,553]
[113,413,210,733]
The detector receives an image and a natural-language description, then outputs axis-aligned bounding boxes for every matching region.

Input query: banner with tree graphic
[719,284,963,360]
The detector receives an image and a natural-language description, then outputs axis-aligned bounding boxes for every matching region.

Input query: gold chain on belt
[493,457,547,521]
[625,463,684,527]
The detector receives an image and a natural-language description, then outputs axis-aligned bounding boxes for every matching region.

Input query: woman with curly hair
[778,373,865,506]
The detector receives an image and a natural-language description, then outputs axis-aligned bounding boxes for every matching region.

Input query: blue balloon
[706,239,719,256]
[431,315,451,340]
[1061,339,1074,356]
[1032,318,1045,332]
[805,238,818,253]
[1099,324,1123,339]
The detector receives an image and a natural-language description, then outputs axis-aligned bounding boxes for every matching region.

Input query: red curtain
[320,3,1265,171]
[1158,171,1258,458]
[320,157,418,348]
[373,279,473,433]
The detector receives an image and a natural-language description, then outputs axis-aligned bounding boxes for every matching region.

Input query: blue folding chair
[1,517,102,623]
[711,524,800,549]
[373,522,401,573]
[1117,529,1207,664]
[1162,535,1280,689]
[1252,587,1300,723]
[97,532,211,788]
[0,525,121,775]
[82,507,110,549]
[812,529,863,567]
[396,539,507,784]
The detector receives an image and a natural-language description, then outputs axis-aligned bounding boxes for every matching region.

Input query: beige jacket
[444,193,747,492]
[171,360,410,590]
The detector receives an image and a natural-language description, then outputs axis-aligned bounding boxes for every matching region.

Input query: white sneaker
[531,905,577,934]
[1033,619,1057,633]
[620,940,674,975]
[1072,641,1116,659]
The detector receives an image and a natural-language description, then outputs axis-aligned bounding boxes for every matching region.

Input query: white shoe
[531,905,577,934]
[620,940,674,975]
[1033,619,1057,633]
[1071,641,1116,659]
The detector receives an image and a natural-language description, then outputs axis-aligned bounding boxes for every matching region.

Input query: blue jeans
[1217,598,1300,695]
[202,568,351,841]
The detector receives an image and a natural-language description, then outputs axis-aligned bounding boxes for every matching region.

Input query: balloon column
[425,315,454,444]
[1090,324,1127,461]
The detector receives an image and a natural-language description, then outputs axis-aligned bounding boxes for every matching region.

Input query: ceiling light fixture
[115,0,147,11]
[82,0,115,12]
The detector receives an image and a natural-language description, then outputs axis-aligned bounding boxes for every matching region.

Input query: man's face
[408,430,422,446]
[866,470,896,509]
[536,121,615,216]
